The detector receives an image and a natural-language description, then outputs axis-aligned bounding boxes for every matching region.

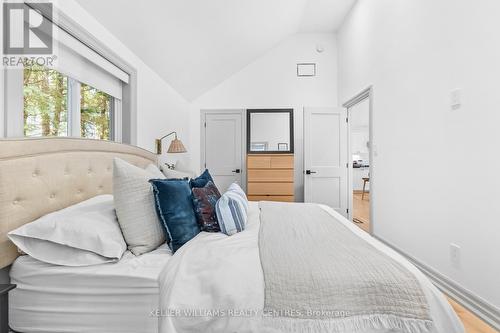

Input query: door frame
[342,86,374,234]
[200,109,247,192]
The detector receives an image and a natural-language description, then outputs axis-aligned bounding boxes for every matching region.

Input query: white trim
[113,99,122,142]
[4,69,24,137]
[343,86,375,234]
[200,109,247,192]
[67,78,81,137]
[0,2,3,137]
[0,69,4,138]
[376,236,500,331]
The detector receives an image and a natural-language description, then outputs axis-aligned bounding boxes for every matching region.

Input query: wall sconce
[155,131,187,155]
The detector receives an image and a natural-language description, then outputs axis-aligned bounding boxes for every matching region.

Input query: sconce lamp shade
[155,131,187,155]
[167,138,187,153]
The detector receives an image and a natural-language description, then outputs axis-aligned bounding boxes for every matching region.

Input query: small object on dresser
[0,284,16,333]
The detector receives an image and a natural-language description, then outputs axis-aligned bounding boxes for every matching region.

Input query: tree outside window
[23,66,113,140]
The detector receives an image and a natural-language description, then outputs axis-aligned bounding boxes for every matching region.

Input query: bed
[0,138,465,333]
[10,245,171,333]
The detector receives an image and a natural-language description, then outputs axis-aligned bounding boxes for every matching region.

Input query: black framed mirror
[247,109,294,154]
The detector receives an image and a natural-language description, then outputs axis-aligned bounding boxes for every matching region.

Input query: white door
[304,107,348,217]
[203,111,244,192]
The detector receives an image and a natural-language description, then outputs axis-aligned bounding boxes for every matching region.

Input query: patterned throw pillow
[189,169,214,188]
[191,181,221,232]
[215,183,248,236]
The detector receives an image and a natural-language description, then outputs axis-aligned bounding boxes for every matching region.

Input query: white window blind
[49,24,129,100]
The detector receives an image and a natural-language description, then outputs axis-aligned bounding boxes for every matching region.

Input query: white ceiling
[76,0,355,101]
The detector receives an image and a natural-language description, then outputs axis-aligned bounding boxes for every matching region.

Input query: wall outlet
[450,243,461,268]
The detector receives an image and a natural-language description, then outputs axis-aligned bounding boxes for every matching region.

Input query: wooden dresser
[247,154,294,202]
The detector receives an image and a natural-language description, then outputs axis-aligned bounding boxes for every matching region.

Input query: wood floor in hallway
[353,191,370,233]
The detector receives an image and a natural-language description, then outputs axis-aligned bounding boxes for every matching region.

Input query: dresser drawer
[247,182,294,195]
[247,155,271,169]
[247,169,293,182]
[270,155,293,169]
[248,195,294,202]
[247,154,293,169]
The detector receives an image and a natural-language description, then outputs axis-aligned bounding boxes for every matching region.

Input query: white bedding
[9,201,465,333]
[10,244,172,333]
[158,202,465,333]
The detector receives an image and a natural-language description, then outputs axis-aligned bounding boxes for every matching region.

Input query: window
[22,66,115,140]
[3,10,129,140]
[23,67,68,137]
[80,84,113,140]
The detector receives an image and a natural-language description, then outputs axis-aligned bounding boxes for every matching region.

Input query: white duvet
[157,202,465,333]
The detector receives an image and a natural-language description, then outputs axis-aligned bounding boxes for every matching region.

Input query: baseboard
[375,236,500,331]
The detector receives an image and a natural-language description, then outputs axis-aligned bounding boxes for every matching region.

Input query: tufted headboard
[0,137,158,269]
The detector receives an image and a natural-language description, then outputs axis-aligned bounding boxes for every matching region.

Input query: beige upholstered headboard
[0,137,158,269]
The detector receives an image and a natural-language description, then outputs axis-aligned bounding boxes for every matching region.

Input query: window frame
[2,3,135,143]
[5,68,121,141]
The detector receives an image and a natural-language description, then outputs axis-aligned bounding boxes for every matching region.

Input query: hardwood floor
[351,192,498,333]
[353,191,370,233]
[448,298,498,333]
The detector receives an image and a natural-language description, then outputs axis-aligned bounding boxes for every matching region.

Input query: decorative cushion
[227,182,248,202]
[149,179,200,253]
[113,158,166,255]
[191,181,221,232]
[215,183,248,236]
[189,169,214,188]
[8,195,126,266]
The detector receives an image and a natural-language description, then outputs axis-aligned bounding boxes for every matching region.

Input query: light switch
[451,89,461,110]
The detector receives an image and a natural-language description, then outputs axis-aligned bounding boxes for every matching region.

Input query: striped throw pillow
[215,183,248,236]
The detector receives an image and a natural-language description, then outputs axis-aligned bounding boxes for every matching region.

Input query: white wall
[338,0,500,308]
[191,33,338,200]
[1,0,192,168]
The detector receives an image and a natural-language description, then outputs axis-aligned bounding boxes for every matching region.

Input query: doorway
[200,109,246,193]
[343,87,374,234]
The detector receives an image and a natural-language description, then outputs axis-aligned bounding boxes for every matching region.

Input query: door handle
[305,170,317,175]
[232,169,241,174]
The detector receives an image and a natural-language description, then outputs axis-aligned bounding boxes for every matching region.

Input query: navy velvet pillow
[191,181,221,232]
[149,179,200,253]
[189,169,214,188]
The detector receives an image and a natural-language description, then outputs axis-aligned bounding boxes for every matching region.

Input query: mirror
[247,109,294,153]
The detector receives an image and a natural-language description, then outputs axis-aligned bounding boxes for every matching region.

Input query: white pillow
[215,183,248,236]
[113,158,166,255]
[8,195,126,266]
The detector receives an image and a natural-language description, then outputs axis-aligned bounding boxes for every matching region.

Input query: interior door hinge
[346,117,349,123]
[346,163,349,168]
[204,122,206,128]
[347,208,349,214]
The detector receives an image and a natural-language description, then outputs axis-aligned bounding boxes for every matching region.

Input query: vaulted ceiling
[76,0,355,101]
